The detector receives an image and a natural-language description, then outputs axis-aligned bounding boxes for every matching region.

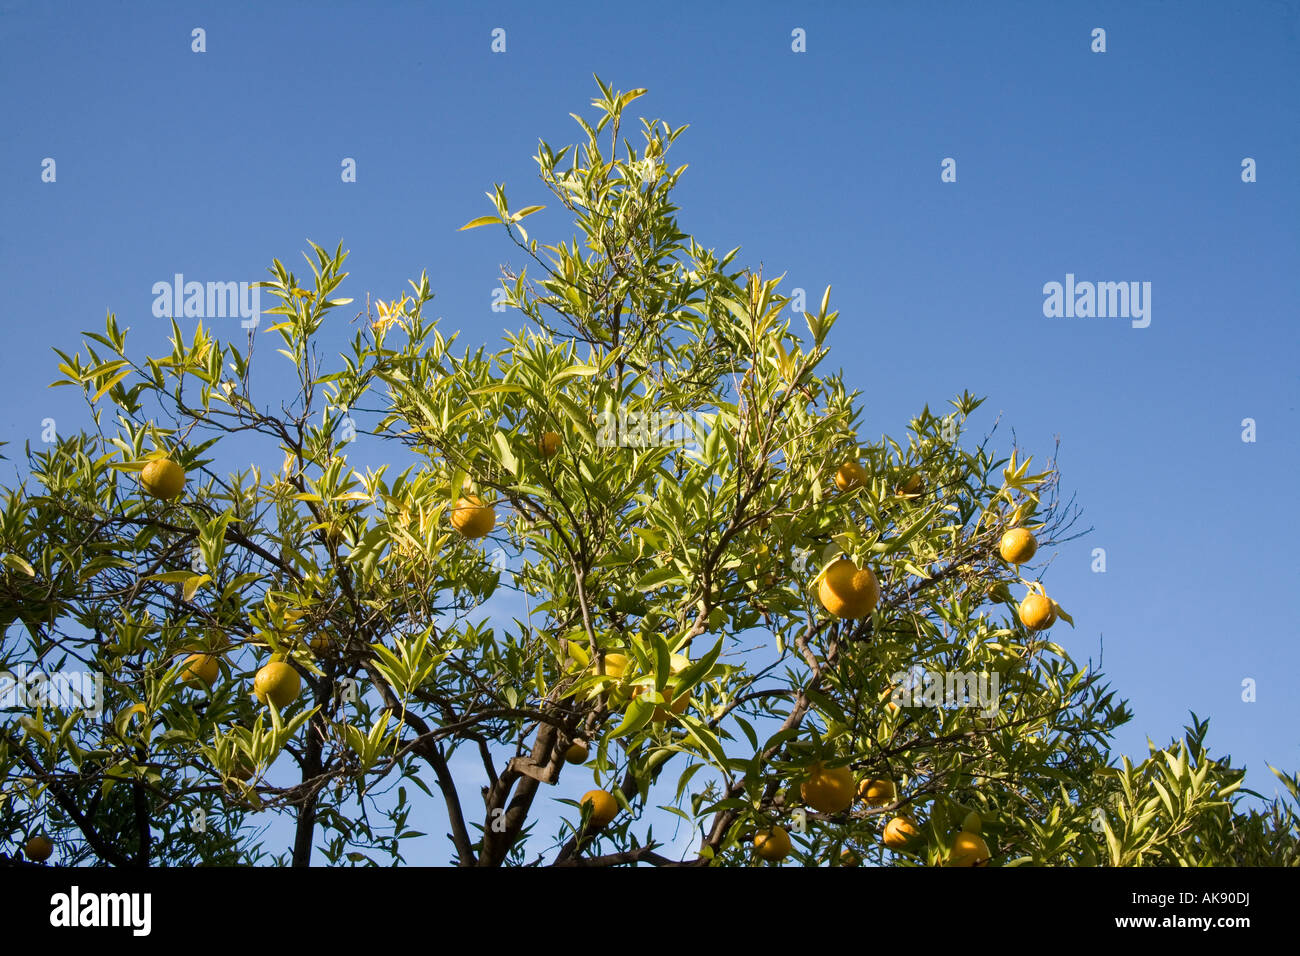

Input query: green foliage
[1,79,1294,867]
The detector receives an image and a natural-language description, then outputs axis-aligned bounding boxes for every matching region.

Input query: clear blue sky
[2,1,1297,863]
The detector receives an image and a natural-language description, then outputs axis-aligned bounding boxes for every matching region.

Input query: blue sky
[2,0,1297,864]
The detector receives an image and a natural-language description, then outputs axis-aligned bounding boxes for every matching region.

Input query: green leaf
[2,554,35,577]
[459,215,501,231]
[182,573,212,601]
[1101,817,1123,866]
[672,637,722,697]
[677,714,729,768]
[551,392,596,445]
[762,727,802,756]
[492,431,518,476]
[901,561,931,580]
[804,687,848,725]
[92,368,131,402]
[449,466,468,505]
[635,565,682,592]
[611,695,655,738]
[733,714,759,750]
[19,715,50,744]
[871,501,943,554]
[652,634,671,693]
[552,365,599,383]
[617,88,647,110]
[471,384,527,396]
[510,205,545,222]
[717,296,750,327]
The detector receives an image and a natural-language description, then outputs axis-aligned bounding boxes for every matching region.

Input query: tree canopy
[2,80,1296,867]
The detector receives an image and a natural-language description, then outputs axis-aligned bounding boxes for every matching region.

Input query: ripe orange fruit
[564,740,589,764]
[999,528,1037,564]
[254,661,301,708]
[580,789,620,829]
[24,835,53,862]
[817,557,880,619]
[948,830,990,867]
[538,431,563,458]
[883,816,920,850]
[897,474,925,496]
[839,847,862,867]
[753,826,791,862]
[1019,593,1055,630]
[450,495,495,539]
[141,458,186,500]
[181,653,219,688]
[834,461,868,492]
[801,761,855,814]
[858,777,897,807]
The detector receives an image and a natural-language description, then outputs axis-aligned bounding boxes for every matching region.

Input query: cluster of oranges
[751,763,991,866]
[822,460,1059,632]
[998,527,1057,629]
[136,457,304,712]
[736,460,1057,865]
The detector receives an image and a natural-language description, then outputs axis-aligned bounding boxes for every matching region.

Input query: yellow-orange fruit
[538,431,563,458]
[580,789,620,829]
[450,495,495,539]
[897,474,925,496]
[999,528,1037,564]
[25,835,53,862]
[564,740,589,764]
[754,826,791,862]
[834,461,868,492]
[254,661,301,708]
[883,816,920,850]
[858,777,897,807]
[801,761,856,814]
[602,653,628,679]
[1019,593,1055,630]
[141,458,186,500]
[817,558,880,619]
[948,830,990,867]
[181,653,220,688]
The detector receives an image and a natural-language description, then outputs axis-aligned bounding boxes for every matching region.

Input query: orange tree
[2,80,1296,867]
